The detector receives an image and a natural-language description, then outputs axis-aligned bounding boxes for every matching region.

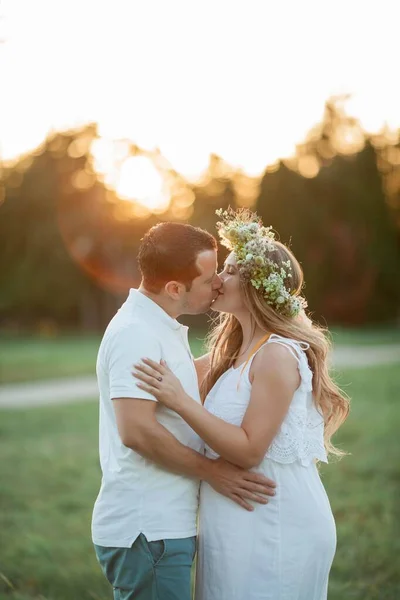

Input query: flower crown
[215,207,307,318]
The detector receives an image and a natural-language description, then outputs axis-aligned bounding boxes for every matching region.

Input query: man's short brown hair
[138,222,217,293]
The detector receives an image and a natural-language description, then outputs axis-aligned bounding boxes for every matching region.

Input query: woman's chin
[210,295,225,312]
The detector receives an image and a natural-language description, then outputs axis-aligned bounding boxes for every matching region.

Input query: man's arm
[114,397,210,478]
[113,398,276,510]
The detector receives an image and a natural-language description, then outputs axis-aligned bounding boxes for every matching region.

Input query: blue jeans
[94,534,196,600]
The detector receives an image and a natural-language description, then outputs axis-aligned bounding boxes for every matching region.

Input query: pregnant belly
[197,462,336,600]
[199,460,336,544]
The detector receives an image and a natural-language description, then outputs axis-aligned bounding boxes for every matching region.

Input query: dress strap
[267,334,309,359]
[236,333,271,390]
[238,333,271,377]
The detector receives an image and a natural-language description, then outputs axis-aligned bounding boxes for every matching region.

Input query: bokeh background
[0,1,399,599]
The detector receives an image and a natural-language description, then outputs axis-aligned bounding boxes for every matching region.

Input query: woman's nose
[217,272,225,284]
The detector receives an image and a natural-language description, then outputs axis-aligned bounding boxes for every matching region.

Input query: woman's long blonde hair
[201,240,350,459]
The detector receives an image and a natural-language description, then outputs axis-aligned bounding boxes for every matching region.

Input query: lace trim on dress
[266,404,327,466]
[204,335,328,466]
[265,337,327,465]
[205,400,327,465]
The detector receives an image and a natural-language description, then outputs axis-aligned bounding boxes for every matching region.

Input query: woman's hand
[132,358,187,411]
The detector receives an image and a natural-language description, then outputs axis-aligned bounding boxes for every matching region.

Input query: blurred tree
[257,100,400,324]
[1,100,399,331]
[0,132,88,328]
[190,155,236,233]
[0,126,133,330]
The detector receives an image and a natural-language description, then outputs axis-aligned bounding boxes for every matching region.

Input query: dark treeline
[0,99,399,332]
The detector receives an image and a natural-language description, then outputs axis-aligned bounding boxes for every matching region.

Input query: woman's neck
[234,311,269,357]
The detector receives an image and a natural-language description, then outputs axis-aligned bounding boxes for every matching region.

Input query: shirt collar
[127,289,183,331]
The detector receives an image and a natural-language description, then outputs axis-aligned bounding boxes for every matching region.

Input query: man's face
[182,250,222,315]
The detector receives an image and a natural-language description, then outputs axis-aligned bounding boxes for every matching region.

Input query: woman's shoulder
[194,353,211,387]
[250,340,300,377]
[194,353,211,368]
[260,334,313,392]
[247,341,300,392]
[248,334,309,385]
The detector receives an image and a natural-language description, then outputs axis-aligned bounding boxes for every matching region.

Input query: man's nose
[213,274,223,289]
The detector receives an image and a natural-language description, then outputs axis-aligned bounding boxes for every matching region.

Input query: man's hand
[205,457,276,511]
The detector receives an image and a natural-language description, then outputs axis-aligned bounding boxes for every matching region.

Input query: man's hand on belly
[205,457,276,511]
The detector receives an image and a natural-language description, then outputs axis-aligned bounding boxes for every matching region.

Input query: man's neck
[138,285,180,320]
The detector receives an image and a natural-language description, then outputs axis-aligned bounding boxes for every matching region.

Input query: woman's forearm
[177,394,257,468]
[133,352,292,470]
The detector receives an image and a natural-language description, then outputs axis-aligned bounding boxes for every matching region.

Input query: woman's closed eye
[224,265,236,275]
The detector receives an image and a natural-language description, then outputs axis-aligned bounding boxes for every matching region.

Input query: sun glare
[116,156,170,212]
[1,0,400,212]
[91,138,171,212]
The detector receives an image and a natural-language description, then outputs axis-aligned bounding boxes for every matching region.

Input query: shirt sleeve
[107,323,162,402]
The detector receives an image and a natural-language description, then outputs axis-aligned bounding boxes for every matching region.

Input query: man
[92,222,276,600]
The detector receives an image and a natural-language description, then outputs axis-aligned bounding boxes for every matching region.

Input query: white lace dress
[195,335,337,600]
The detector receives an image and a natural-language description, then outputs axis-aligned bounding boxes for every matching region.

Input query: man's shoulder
[103,314,157,347]
[97,318,161,370]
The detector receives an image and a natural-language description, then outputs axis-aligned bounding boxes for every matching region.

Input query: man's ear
[164,280,186,301]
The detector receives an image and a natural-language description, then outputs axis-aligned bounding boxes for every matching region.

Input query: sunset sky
[1,0,399,208]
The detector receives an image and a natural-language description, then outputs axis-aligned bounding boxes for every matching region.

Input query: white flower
[245,240,258,252]
[215,207,307,319]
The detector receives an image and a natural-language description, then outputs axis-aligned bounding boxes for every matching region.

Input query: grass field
[0,335,102,385]
[0,333,204,385]
[1,326,400,385]
[329,326,400,347]
[0,364,399,600]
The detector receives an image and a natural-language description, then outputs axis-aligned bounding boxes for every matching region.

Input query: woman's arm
[133,344,299,469]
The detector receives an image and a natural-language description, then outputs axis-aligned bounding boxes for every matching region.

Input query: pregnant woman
[134,208,349,600]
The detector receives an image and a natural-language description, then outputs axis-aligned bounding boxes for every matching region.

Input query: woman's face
[211,252,246,314]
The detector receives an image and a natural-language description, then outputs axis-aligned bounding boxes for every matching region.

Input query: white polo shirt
[91,289,202,548]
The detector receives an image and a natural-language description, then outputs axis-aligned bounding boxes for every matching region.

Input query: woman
[133,208,349,600]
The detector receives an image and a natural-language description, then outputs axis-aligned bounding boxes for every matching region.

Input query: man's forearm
[125,420,213,480]
[122,416,277,512]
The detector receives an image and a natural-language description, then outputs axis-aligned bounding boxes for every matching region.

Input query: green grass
[0,399,106,600]
[1,326,400,386]
[0,334,206,385]
[329,326,400,347]
[0,365,399,599]
[0,335,102,385]
[320,365,400,599]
